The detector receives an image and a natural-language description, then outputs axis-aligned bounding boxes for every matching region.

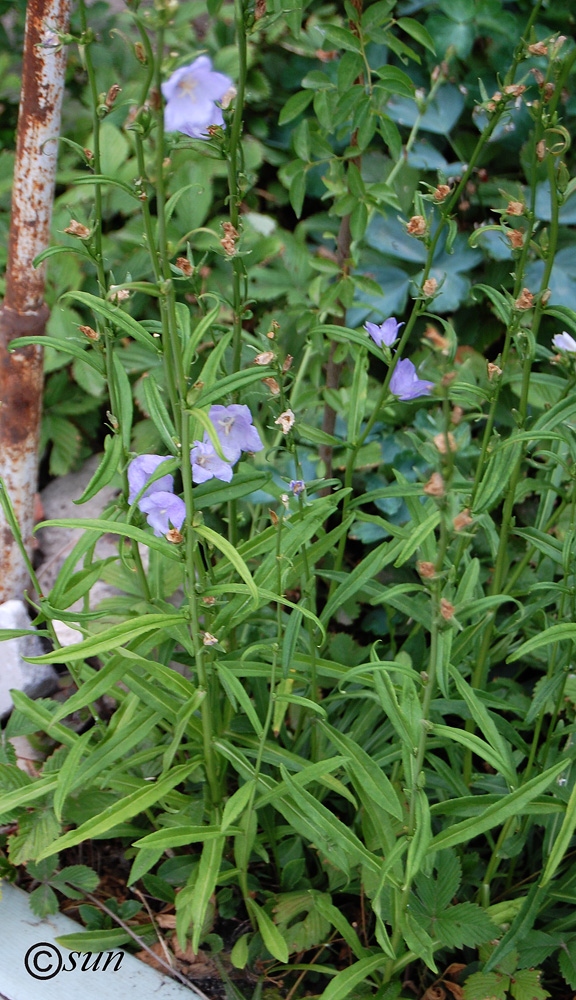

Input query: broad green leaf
[35,762,199,860]
[194,523,258,605]
[431,759,567,850]
[246,899,289,963]
[191,836,225,952]
[318,955,387,1000]
[24,613,187,665]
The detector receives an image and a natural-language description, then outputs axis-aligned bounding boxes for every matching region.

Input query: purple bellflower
[389,358,434,401]
[162,57,233,139]
[139,492,186,538]
[365,317,404,348]
[190,441,234,484]
[128,454,174,505]
[553,331,576,353]
[208,405,263,463]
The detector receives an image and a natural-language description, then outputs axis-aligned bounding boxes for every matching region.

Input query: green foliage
[1,0,576,998]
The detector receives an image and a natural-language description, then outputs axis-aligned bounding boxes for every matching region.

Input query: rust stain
[0,0,72,598]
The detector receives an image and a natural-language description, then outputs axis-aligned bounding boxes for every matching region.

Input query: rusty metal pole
[0,0,72,600]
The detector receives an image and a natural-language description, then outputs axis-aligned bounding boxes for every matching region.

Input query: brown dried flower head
[543,82,555,101]
[109,287,131,302]
[275,409,295,434]
[453,509,473,531]
[433,184,451,202]
[175,256,193,276]
[201,595,216,606]
[64,219,91,238]
[433,432,457,455]
[424,325,449,353]
[253,351,275,366]
[262,376,280,395]
[536,139,546,161]
[134,41,147,63]
[83,147,94,161]
[220,221,239,256]
[79,325,99,341]
[509,229,524,249]
[423,472,445,497]
[506,200,524,216]
[105,84,121,109]
[440,598,455,621]
[166,528,183,544]
[487,362,503,380]
[504,84,526,98]
[221,85,237,110]
[451,405,464,426]
[407,215,426,236]
[531,68,545,86]
[423,277,438,297]
[417,561,436,579]
[282,354,293,373]
[269,509,279,526]
[528,41,548,56]
[515,288,534,310]
[254,0,267,19]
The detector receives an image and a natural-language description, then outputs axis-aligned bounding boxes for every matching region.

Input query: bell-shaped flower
[139,492,186,538]
[162,56,233,139]
[365,317,403,348]
[190,441,234,484]
[208,404,263,462]
[128,454,174,505]
[389,358,434,401]
[552,331,576,353]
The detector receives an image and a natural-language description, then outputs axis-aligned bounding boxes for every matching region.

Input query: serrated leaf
[463,970,508,1000]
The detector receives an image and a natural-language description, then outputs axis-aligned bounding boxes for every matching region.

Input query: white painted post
[0,0,72,600]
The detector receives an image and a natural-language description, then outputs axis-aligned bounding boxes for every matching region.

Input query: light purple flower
[553,331,576,353]
[389,358,434,401]
[365,317,404,348]
[208,405,263,462]
[290,480,306,496]
[190,441,234,484]
[128,454,174,504]
[162,57,233,139]
[139,492,186,537]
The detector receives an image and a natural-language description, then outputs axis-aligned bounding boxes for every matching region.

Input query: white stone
[0,600,58,718]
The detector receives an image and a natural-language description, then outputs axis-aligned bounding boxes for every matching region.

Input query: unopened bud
[202,631,218,646]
